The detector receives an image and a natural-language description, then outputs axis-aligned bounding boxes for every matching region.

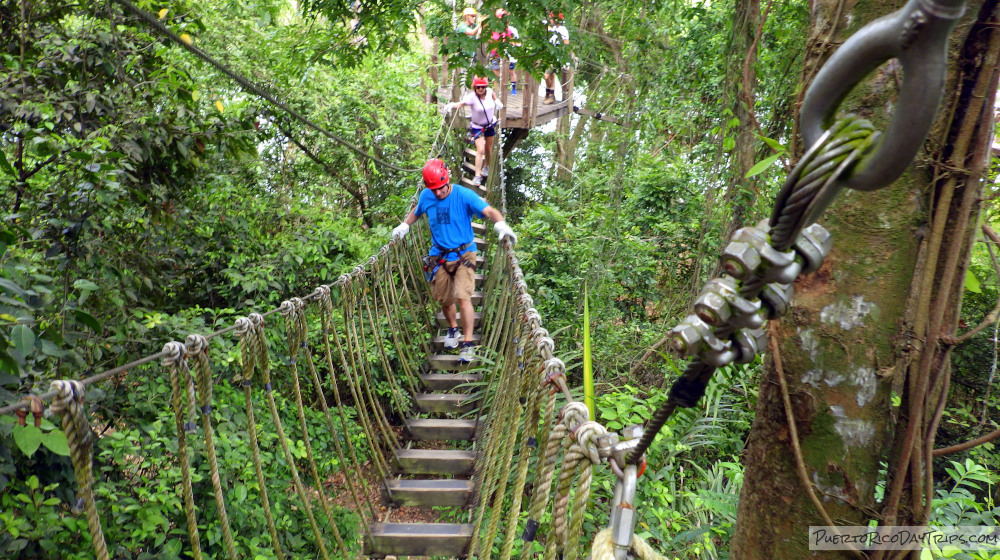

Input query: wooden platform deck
[436,85,572,129]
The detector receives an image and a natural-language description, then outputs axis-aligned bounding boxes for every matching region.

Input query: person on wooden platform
[391,159,517,363]
[446,76,502,186]
[488,9,521,95]
[543,11,570,105]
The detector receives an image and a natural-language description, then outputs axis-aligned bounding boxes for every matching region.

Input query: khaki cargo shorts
[431,251,477,306]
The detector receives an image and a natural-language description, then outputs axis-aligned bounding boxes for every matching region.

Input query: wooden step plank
[365,523,473,557]
[414,392,479,414]
[384,479,473,507]
[419,373,482,391]
[430,333,483,352]
[435,311,482,328]
[395,449,475,475]
[471,221,486,235]
[464,147,478,161]
[405,418,479,440]
[428,354,478,371]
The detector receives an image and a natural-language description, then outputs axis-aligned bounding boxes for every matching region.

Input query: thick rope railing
[4,118,631,560]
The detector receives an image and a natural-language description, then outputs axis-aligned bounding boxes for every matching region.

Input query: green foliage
[1,368,368,558]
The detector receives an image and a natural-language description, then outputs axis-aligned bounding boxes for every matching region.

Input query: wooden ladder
[365,149,492,557]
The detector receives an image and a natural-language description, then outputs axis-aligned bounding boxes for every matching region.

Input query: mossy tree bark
[731,0,1000,558]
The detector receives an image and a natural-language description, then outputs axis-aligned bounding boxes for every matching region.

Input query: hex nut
[621,425,643,441]
[669,320,703,357]
[721,241,761,280]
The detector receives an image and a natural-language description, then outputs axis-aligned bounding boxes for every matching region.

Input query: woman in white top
[448,76,503,186]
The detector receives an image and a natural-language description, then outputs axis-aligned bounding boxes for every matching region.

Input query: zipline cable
[109,0,421,174]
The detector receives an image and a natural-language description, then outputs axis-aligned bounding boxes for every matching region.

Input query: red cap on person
[422,159,450,190]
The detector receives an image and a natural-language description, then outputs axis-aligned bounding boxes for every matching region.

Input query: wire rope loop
[279,300,295,317]
[799,0,965,193]
[768,116,877,251]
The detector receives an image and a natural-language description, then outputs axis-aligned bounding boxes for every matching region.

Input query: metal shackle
[799,0,966,192]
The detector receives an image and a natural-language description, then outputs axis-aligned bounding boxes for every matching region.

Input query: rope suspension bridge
[1,0,977,556]
[3,141,663,559]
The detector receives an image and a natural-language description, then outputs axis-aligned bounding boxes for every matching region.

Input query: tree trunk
[731,0,1000,558]
[717,0,762,241]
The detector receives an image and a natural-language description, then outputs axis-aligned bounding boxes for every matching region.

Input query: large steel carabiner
[799,0,966,192]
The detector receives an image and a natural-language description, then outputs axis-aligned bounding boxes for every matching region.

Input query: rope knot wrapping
[572,421,607,465]
[48,379,110,560]
[520,293,534,308]
[337,274,350,286]
[161,341,187,367]
[536,337,556,355]
[525,307,542,326]
[234,317,253,338]
[50,379,85,416]
[533,327,551,342]
[185,333,209,355]
[560,401,591,431]
[279,300,296,316]
[249,312,264,328]
[313,285,330,299]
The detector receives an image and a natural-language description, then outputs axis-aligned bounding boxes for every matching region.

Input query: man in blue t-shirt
[391,159,517,363]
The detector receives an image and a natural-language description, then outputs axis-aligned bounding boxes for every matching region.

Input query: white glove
[493,221,517,245]
[391,222,410,240]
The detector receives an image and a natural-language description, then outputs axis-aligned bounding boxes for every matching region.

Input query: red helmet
[549,11,564,20]
[422,159,450,190]
[472,76,489,88]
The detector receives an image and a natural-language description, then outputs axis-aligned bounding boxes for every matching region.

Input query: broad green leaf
[0,278,25,297]
[13,425,43,457]
[73,310,102,333]
[745,153,782,178]
[73,279,99,291]
[964,270,981,293]
[41,431,70,456]
[0,150,14,176]
[10,324,35,356]
[68,151,93,161]
[758,135,786,152]
[0,351,18,374]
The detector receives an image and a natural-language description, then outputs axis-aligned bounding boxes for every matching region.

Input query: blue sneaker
[444,327,461,349]
[511,83,518,96]
[459,342,476,364]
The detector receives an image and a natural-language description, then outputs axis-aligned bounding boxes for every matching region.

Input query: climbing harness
[423,242,475,281]
[627,0,967,465]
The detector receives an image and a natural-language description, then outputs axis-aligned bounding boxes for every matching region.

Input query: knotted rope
[161,342,203,560]
[49,380,109,560]
[589,528,668,560]
[234,317,286,560]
